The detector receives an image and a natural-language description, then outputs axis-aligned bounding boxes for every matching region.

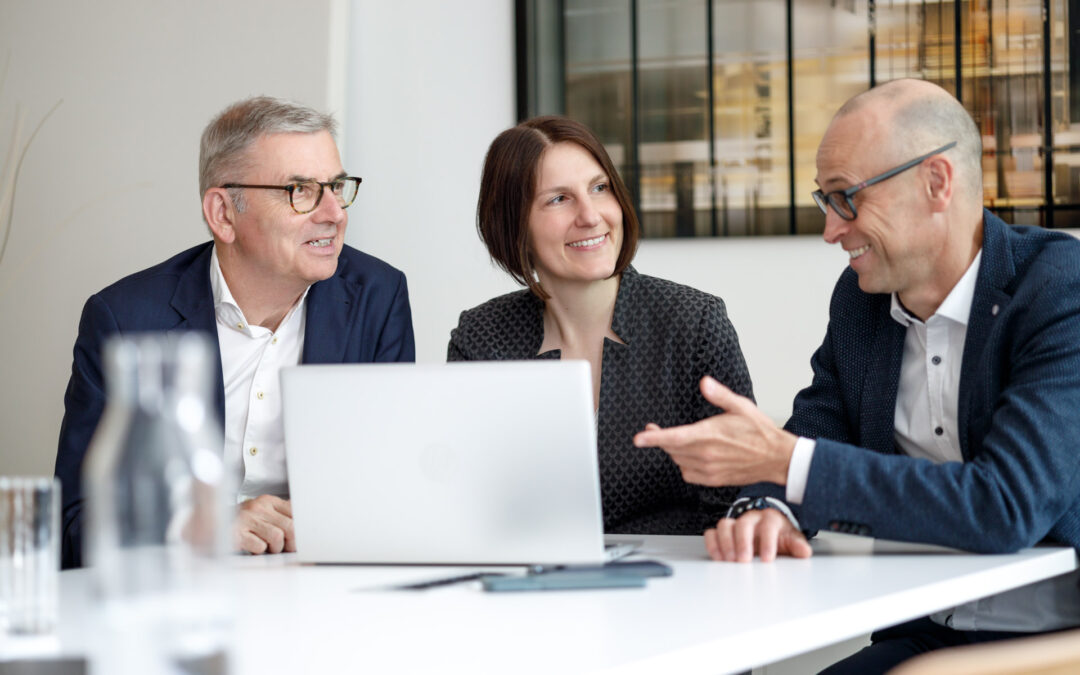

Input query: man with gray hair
[56,96,415,567]
[636,79,1080,671]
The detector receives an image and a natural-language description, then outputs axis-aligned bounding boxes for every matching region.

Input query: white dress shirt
[786,250,1080,632]
[211,247,308,503]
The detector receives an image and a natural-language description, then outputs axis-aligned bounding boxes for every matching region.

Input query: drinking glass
[0,476,60,635]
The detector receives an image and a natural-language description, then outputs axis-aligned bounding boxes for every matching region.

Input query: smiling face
[225,130,347,295]
[815,112,942,298]
[527,142,624,288]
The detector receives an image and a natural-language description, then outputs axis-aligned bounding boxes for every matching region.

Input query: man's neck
[236,290,305,333]
[898,211,983,321]
[217,256,308,332]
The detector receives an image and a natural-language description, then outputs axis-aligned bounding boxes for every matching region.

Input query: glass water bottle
[83,332,234,675]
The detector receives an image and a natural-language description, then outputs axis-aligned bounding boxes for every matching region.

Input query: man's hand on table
[707,508,812,562]
[234,495,296,554]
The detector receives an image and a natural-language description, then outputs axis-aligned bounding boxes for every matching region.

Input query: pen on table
[388,571,506,591]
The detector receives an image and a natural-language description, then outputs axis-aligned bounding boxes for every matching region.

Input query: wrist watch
[725,496,772,520]
[724,496,803,534]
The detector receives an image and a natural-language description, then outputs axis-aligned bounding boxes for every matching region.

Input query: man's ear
[924,154,955,213]
[203,188,238,243]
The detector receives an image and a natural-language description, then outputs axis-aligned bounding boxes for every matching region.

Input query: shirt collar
[889,249,982,328]
[210,244,238,312]
[209,244,251,335]
[210,245,312,337]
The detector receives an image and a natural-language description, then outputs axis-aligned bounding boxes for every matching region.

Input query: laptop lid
[280,361,607,565]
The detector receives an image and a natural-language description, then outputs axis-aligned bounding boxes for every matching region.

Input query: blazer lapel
[861,305,906,453]
[958,212,1015,460]
[169,244,226,424]
[302,254,358,364]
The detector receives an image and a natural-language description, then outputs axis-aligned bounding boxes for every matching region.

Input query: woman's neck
[538,274,624,412]
[539,274,621,352]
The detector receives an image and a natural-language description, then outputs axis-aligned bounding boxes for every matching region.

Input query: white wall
[345,0,522,363]
[634,238,843,421]
[345,0,845,425]
[0,0,335,475]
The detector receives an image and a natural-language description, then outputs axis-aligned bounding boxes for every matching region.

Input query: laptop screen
[281,361,608,565]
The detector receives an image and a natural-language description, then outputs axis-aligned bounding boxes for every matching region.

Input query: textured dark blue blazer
[757,211,1080,553]
[55,242,415,568]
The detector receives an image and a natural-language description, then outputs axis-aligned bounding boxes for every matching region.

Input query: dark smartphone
[481,559,673,592]
[482,572,646,592]
[527,560,673,578]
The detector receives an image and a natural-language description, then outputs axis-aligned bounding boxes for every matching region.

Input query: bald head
[816,80,986,317]
[830,79,983,204]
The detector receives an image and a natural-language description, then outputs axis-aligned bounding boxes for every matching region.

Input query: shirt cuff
[785,437,816,505]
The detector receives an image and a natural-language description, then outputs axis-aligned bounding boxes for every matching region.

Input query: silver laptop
[281,360,622,565]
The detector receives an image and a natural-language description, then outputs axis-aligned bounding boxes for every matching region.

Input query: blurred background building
[519,0,1079,236]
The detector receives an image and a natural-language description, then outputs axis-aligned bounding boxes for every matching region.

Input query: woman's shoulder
[450,289,542,356]
[622,267,728,315]
[612,268,735,347]
[456,288,538,326]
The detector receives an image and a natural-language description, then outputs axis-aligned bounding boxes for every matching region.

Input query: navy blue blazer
[55,242,415,568]
[757,211,1080,553]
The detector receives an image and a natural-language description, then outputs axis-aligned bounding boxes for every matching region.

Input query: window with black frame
[517,0,1079,237]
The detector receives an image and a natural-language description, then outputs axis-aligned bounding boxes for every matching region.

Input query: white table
[8,534,1077,674]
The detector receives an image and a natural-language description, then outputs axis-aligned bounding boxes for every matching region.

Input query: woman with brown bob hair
[448,116,754,535]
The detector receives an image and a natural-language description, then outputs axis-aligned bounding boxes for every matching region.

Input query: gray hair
[199,96,337,211]
[838,80,983,201]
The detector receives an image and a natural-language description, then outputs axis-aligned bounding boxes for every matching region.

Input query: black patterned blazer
[448,266,754,534]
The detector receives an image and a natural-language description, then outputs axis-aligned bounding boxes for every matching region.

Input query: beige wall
[0,0,335,475]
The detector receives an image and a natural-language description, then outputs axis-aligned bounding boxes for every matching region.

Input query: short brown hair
[477,116,640,299]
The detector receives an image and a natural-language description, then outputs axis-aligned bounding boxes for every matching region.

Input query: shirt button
[236,322,245,330]
[934,427,944,436]
[272,336,279,345]
[249,446,258,456]
[931,355,941,365]
[256,391,265,400]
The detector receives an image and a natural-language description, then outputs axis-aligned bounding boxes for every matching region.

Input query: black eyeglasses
[221,176,362,214]
[811,142,956,221]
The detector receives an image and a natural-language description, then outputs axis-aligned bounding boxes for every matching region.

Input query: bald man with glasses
[56,97,415,568]
[635,79,1080,672]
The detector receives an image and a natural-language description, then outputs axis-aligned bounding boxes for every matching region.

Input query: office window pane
[876,1,922,82]
[520,0,1074,234]
[792,0,870,234]
[637,0,710,237]
[922,1,960,95]
[1051,0,1080,226]
[974,0,1046,225]
[565,0,634,184]
[712,0,789,236]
